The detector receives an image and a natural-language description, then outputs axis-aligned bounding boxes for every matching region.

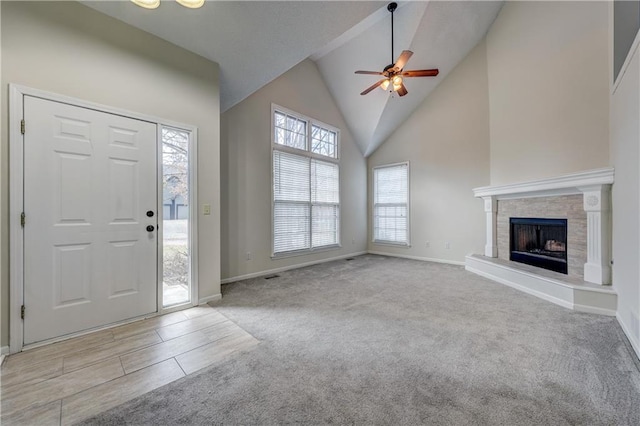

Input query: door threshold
[20,309,179,353]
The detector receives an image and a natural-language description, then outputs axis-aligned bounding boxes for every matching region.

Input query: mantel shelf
[473,168,614,199]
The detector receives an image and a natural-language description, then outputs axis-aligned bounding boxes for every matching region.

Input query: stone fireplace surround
[465,168,617,316]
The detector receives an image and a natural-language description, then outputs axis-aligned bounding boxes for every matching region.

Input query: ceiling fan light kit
[355,2,439,97]
[176,0,205,8]
[131,0,160,10]
[131,0,205,9]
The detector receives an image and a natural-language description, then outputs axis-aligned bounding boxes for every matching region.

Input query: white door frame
[9,84,199,353]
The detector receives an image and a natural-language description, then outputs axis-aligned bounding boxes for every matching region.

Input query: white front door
[23,96,158,345]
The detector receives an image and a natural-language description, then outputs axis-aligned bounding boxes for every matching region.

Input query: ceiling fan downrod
[388,2,397,67]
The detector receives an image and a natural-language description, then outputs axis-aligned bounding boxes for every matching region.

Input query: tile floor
[0,305,259,425]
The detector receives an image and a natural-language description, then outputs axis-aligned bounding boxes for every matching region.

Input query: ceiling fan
[355,2,439,97]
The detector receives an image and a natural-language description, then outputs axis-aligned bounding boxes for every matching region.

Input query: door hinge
[20,119,25,135]
[21,305,25,320]
[20,212,25,227]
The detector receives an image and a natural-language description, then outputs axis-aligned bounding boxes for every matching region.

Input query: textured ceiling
[83,1,503,156]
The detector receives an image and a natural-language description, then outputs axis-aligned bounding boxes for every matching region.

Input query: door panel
[23,96,158,345]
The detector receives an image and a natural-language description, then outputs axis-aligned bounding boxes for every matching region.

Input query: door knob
[146,225,155,232]
[146,210,154,217]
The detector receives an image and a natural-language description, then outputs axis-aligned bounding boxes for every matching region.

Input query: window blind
[373,163,409,244]
[272,149,340,254]
[311,160,339,248]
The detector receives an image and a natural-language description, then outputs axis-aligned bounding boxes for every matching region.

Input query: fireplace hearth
[509,217,568,274]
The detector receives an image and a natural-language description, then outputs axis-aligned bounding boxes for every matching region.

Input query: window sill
[372,241,411,248]
[271,244,342,260]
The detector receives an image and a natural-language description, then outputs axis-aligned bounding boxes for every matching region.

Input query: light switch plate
[203,204,211,215]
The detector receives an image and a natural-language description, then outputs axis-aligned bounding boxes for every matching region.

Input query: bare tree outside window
[162,127,190,306]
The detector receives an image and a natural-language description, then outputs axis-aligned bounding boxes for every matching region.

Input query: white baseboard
[221,251,368,284]
[617,312,640,361]
[1,345,9,355]
[199,294,222,305]
[367,251,465,266]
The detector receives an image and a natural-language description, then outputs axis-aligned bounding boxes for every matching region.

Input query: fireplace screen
[509,218,568,274]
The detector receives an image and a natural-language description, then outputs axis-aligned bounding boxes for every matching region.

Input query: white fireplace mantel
[473,168,614,200]
[472,168,614,285]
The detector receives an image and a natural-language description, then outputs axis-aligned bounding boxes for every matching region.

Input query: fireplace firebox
[509,218,568,274]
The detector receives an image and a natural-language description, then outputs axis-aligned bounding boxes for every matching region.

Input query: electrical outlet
[426,241,430,248]
[246,252,252,261]
[445,242,451,249]
[203,204,211,215]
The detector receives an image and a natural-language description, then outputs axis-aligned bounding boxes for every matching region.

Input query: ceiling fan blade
[355,70,384,75]
[401,69,440,77]
[361,79,388,95]
[396,82,408,97]
[393,50,413,71]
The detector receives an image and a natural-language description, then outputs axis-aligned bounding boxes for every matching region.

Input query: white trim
[617,313,640,360]
[9,86,25,354]
[198,294,222,305]
[156,124,164,315]
[1,346,9,356]
[466,264,574,310]
[612,16,640,94]
[472,168,615,199]
[367,251,465,266]
[271,244,342,260]
[158,125,199,312]
[465,255,617,316]
[221,251,367,284]
[9,84,200,353]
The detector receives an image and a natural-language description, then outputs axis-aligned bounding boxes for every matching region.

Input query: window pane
[374,205,407,243]
[273,150,310,203]
[274,202,311,253]
[311,124,337,158]
[374,165,408,204]
[373,164,408,244]
[162,127,191,307]
[311,160,339,204]
[312,205,339,247]
[274,111,307,150]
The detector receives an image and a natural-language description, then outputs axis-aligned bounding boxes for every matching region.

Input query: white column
[483,196,498,257]
[579,185,612,285]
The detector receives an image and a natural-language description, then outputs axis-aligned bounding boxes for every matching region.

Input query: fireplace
[509,218,568,274]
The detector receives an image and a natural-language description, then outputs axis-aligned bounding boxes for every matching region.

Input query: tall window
[272,106,340,255]
[162,126,193,307]
[373,163,409,245]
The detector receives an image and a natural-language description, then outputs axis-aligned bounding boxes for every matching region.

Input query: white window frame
[372,161,411,247]
[271,103,341,258]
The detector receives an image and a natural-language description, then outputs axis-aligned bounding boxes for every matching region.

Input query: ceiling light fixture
[131,0,160,9]
[131,0,205,9]
[176,0,205,8]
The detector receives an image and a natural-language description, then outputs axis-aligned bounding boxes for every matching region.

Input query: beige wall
[366,40,490,263]
[610,6,640,356]
[1,1,221,348]
[220,59,367,280]
[487,1,610,185]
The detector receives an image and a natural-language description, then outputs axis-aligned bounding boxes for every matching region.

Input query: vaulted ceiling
[83,1,503,156]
